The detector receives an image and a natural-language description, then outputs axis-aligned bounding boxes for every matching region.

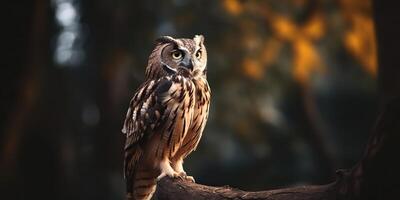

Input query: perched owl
[122,35,211,200]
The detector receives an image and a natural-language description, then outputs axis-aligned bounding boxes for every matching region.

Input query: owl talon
[177,172,195,183]
[157,159,181,181]
[178,171,187,177]
[177,174,185,181]
[185,175,195,183]
[157,171,180,181]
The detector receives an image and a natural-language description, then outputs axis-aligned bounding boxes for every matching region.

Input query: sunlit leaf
[223,0,243,16]
[302,13,325,40]
[344,14,377,76]
[272,15,297,41]
[293,38,323,83]
[243,58,264,80]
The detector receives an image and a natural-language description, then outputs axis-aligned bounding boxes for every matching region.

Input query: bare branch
[154,177,341,200]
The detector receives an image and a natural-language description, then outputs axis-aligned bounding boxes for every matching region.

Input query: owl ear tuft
[193,35,204,45]
[156,36,179,45]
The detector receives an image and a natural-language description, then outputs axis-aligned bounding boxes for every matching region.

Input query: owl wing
[122,79,166,147]
[122,76,194,179]
[122,78,168,179]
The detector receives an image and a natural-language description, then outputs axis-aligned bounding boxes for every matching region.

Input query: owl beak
[183,59,194,71]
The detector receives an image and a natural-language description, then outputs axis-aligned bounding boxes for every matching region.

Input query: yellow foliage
[293,38,323,83]
[271,13,325,84]
[243,58,264,80]
[223,0,243,15]
[343,11,377,76]
[272,13,325,41]
[302,13,325,40]
[272,16,297,41]
[222,0,375,82]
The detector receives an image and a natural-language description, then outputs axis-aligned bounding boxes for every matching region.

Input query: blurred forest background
[1,0,377,199]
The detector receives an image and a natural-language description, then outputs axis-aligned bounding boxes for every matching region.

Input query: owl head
[145,35,207,80]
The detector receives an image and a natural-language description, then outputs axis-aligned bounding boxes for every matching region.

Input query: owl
[122,35,211,200]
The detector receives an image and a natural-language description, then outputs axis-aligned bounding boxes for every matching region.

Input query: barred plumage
[122,35,210,200]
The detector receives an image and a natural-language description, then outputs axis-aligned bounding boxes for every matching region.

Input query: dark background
[1,0,377,199]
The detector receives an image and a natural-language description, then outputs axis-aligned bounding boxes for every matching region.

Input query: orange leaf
[242,58,264,80]
[344,15,377,76]
[223,0,243,15]
[272,15,297,41]
[293,38,323,83]
[302,13,325,40]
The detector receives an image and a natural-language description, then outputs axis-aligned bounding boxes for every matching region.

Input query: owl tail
[126,168,158,200]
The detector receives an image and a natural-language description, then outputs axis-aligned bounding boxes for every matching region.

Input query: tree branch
[155,177,339,200]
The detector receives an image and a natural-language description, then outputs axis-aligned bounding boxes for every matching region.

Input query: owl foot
[171,159,194,182]
[178,171,195,183]
[156,171,180,181]
[184,175,195,183]
[157,159,180,181]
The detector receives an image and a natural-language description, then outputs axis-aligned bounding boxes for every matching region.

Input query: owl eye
[195,50,202,59]
[171,50,183,60]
